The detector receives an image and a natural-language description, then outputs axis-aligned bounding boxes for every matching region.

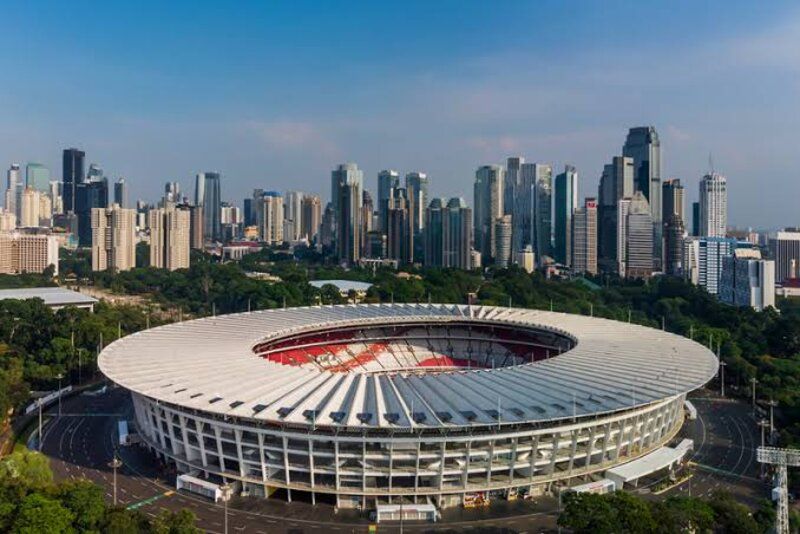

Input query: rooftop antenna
[708,152,715,175]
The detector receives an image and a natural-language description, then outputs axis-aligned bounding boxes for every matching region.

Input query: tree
[607,491,656,533]
[651,496,715,533]
[11,493,74,534]
[0,450,53,489]
[102,507,150,534]
[59,479,106,531]
[150,509,201,534]
[557,492,617,533]
[707,491,761,534]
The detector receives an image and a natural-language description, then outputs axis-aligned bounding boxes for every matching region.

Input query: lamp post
[56,373,63,416]
[109,455,123,506]
[719,361,727,397]
[767,398,779,438]
[220,482,232,534]
[37,398,43,451]
[751,377,758,413]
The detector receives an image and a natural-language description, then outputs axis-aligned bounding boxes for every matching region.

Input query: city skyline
[1,1,799,228]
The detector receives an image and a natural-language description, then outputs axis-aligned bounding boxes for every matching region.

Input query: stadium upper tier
[99,304,718,431]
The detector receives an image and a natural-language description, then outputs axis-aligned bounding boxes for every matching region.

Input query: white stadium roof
[98,304,718,430]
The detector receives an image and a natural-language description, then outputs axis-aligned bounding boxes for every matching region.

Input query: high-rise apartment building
[598,156,634,274]
[62,148,85,214]
[91,204,136,272]
[20,188,44,228]
[189,204,204,250]
[149,206,191,270]
[493,215,513,268]
[300,195,322,243]
[683,236,738,295]
[473,165,504,263]
[571,198,598,275]
[195,172,221,242]
[664,213,686,276]
[425,197,472,270]
[114,178,129,208]
[0,232,59,275]
[691,202,700,237]
[332,163,363,265]
[720,249,775,311]
[768,230,800,284]
[623,126,662,268]
[553,165,578,266]
[386,188,412,264]
[257,192,284,245]
[699,172,727,238]
[283,191,304,242]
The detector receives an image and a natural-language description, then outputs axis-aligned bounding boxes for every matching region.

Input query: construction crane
[757,446,800,534]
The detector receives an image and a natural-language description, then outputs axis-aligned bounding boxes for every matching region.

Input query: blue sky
[1,1,798,227]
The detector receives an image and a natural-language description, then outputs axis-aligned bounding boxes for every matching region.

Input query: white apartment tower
[91,204,136,272]
[699,172,727,237]
[150,206,191,271]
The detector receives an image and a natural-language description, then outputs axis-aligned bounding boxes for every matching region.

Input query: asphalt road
[40,386,769,533]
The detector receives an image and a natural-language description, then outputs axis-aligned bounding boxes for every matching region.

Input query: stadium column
[529,435,540,485]
[486,438,495,485]
[282,436,292,502]
[334,440,341,494]
[387,440,394,497]
[566,429,579,474]
[308,438,315,505]
[234,429,245,479]
[437,441,446,508]
[156,406,168,451]
[600,423,612,466]
[462,441,471,489]
[584,425,597,468]
[178,415,192,462]
[613,419,625,460]
[166,411,180,456]
[257,433,268,495]
[414,440,421,494]
[213,426,227,473]
[547,433,558,475]
[509,437,518,485]
[194,420,209,468]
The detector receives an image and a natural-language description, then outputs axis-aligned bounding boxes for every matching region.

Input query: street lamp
[56,373,63,417]
[37,398,43,451]
[751,377,758,413]
[719,361,727,397]
[767,398,779,438]
[108,455,123,506]
[220,482,233,534]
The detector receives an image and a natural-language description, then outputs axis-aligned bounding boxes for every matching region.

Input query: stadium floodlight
[757,447,800,534]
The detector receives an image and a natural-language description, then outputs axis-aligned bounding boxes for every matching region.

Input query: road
[40,387,769,532]
[41,387,558,533]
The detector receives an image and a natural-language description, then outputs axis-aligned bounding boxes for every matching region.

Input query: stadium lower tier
[132,392,685,508]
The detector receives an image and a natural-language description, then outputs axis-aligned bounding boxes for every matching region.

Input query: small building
[0,287,98,311]
[309,280,372,300]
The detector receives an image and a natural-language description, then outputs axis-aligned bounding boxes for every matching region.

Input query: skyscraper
[258,192,284,245]
[572,198,598,275]
[424,198,444,267]
[360,190,374,258]
[553,165,578,266]
[189,204,204,250]
[386,188,412,264]
[691,202,700,236]
[283,191,304,242]
[768,230,800,284]
[300,195,322,243]
[405,172,428,257]
[597,156,634,273]
[195,172,221,242]
[333,164,364,265]
[504,157,523,217]
[114,178,129,208]
[623,191,654,279]
[473,165,504,263]
[534,165,553,262]
[25,163,49,192]
[62,148,85,214]
[149,206,191,270]
[683,237,738,294]
[493,215,513,268]
[664,214,686,276]
[5,164,22,220]
[76,176,108,247]
[622,127,662,267]
[377,170,400,233]
[699,172,727,238]
[91,204,136,272]
[662,178,684,225]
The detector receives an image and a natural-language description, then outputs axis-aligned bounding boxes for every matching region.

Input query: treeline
[66,248,800,445]
[558,490,780,534]
[0,448,199,533]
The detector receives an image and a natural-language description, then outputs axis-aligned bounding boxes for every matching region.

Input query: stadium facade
[98,304,717,508]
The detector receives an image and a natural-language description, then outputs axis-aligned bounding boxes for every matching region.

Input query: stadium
[98,304,718,509]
